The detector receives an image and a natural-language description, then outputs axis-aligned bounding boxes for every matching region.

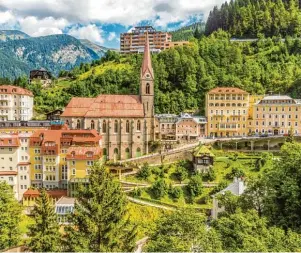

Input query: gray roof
[262,95,292,100]
[214,179,245,197]
[56,196,75,205]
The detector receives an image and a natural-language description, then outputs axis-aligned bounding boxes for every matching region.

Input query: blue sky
[0,0,226,48]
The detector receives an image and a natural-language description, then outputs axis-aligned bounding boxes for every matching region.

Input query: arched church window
[91,120,95,129]
[137,120,141,131]
[114,120,118,133]
[76,120,81,129]
[146,83,150,94]
[126,120,130,133]
[102,120,107,133]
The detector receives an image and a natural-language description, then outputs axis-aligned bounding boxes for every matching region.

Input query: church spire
[141,32,154,79]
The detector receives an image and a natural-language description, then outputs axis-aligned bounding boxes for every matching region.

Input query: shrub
[187,175,203,198]
[151,179,168,199]
[137,163,151,180]
[168,186,183,200]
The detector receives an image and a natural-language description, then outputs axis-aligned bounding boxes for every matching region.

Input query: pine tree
[0,182,22,250]
[64,163,137,252]
[26,189,61,252]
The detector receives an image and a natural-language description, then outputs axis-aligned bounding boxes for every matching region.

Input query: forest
[206,0,301,37]
[8,29,301,117]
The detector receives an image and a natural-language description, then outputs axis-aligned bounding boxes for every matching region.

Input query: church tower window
[146,83,150,94]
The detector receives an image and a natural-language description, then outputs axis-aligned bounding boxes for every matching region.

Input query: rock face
[0,33,101,79]
[0,30,30,42]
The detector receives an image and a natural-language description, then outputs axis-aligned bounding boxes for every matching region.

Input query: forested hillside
[171,22,205,41]
[206,0,301,37]
[9,31,301,117]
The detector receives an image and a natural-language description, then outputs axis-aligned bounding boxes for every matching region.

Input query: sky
[0,0,226,49]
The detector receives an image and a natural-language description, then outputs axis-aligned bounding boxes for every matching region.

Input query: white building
[0,133,31,200]
[0,85,34,121]
[55,196,75,224]
[211,178,245,219]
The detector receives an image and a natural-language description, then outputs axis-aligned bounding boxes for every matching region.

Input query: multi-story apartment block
[0,133,31,200]
[164,41,190,50]
[206,88,250,138]
[29,123,102,190]
[0,85,34,121]
[155,113,207,141]
[251,95,301,135]
[120,26,172,54]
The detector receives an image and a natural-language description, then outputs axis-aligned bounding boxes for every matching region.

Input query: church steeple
[140,32,154,118]
[141,32,154,79]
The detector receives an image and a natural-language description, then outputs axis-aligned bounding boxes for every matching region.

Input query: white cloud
[0,0,227,26]
[0,10,15,24]
[18,16,68,36]
[108,32,116,41]
[68,24,104,44]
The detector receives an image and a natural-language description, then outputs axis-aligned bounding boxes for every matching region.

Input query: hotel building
[251,95,301,135]
[0,85,34,121]
[29,124,102,190]
[206,87,250,138]
[120,26,171,54]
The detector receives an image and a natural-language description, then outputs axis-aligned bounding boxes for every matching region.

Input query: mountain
[171,22,205,41]
[0,30,30,41]
[0,34,100,79]
[79,39,118,57]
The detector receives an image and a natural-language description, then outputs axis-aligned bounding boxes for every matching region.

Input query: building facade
[61,33,155,161]
[120,26,171,54]
[155,113,207,141]
[29,124,102,190]
[29,68,52,86]
[0,85,34,121]
[0,133,31,200]
[251,95,301,135]
[206,87,250,138]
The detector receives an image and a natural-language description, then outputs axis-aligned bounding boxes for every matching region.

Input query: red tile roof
[18,162,31,166]
[0,171,17,176]
[23,189,67,198]
[0,135,20,147]
[66,146,102,160]
[208,87,249,95]
[0,85,33,97]
[62,94,144,118]
[29,129,101,152]
[23,189,40,197]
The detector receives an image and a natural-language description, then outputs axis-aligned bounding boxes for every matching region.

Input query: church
[61,33,155,161]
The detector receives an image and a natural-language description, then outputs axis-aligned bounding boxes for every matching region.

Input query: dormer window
[86,152,93,158]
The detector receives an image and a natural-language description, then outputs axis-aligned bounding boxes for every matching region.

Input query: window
[9,148,12,151]
[9,157,12,162]
[146,83,150,94]
[72,161,75,166]
[72,168,76,175]
[102,120,107,133]
[8,177,13,182]
[76,120,81,129]
[87,161,94,166]
[90,120,95,129]
[126,120,130,133]
[137,120,141,131]
[114,120,118,133]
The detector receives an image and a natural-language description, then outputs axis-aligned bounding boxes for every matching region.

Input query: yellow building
[251,95,301,135]
[29,123,102,190]
[206,87,250,138]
